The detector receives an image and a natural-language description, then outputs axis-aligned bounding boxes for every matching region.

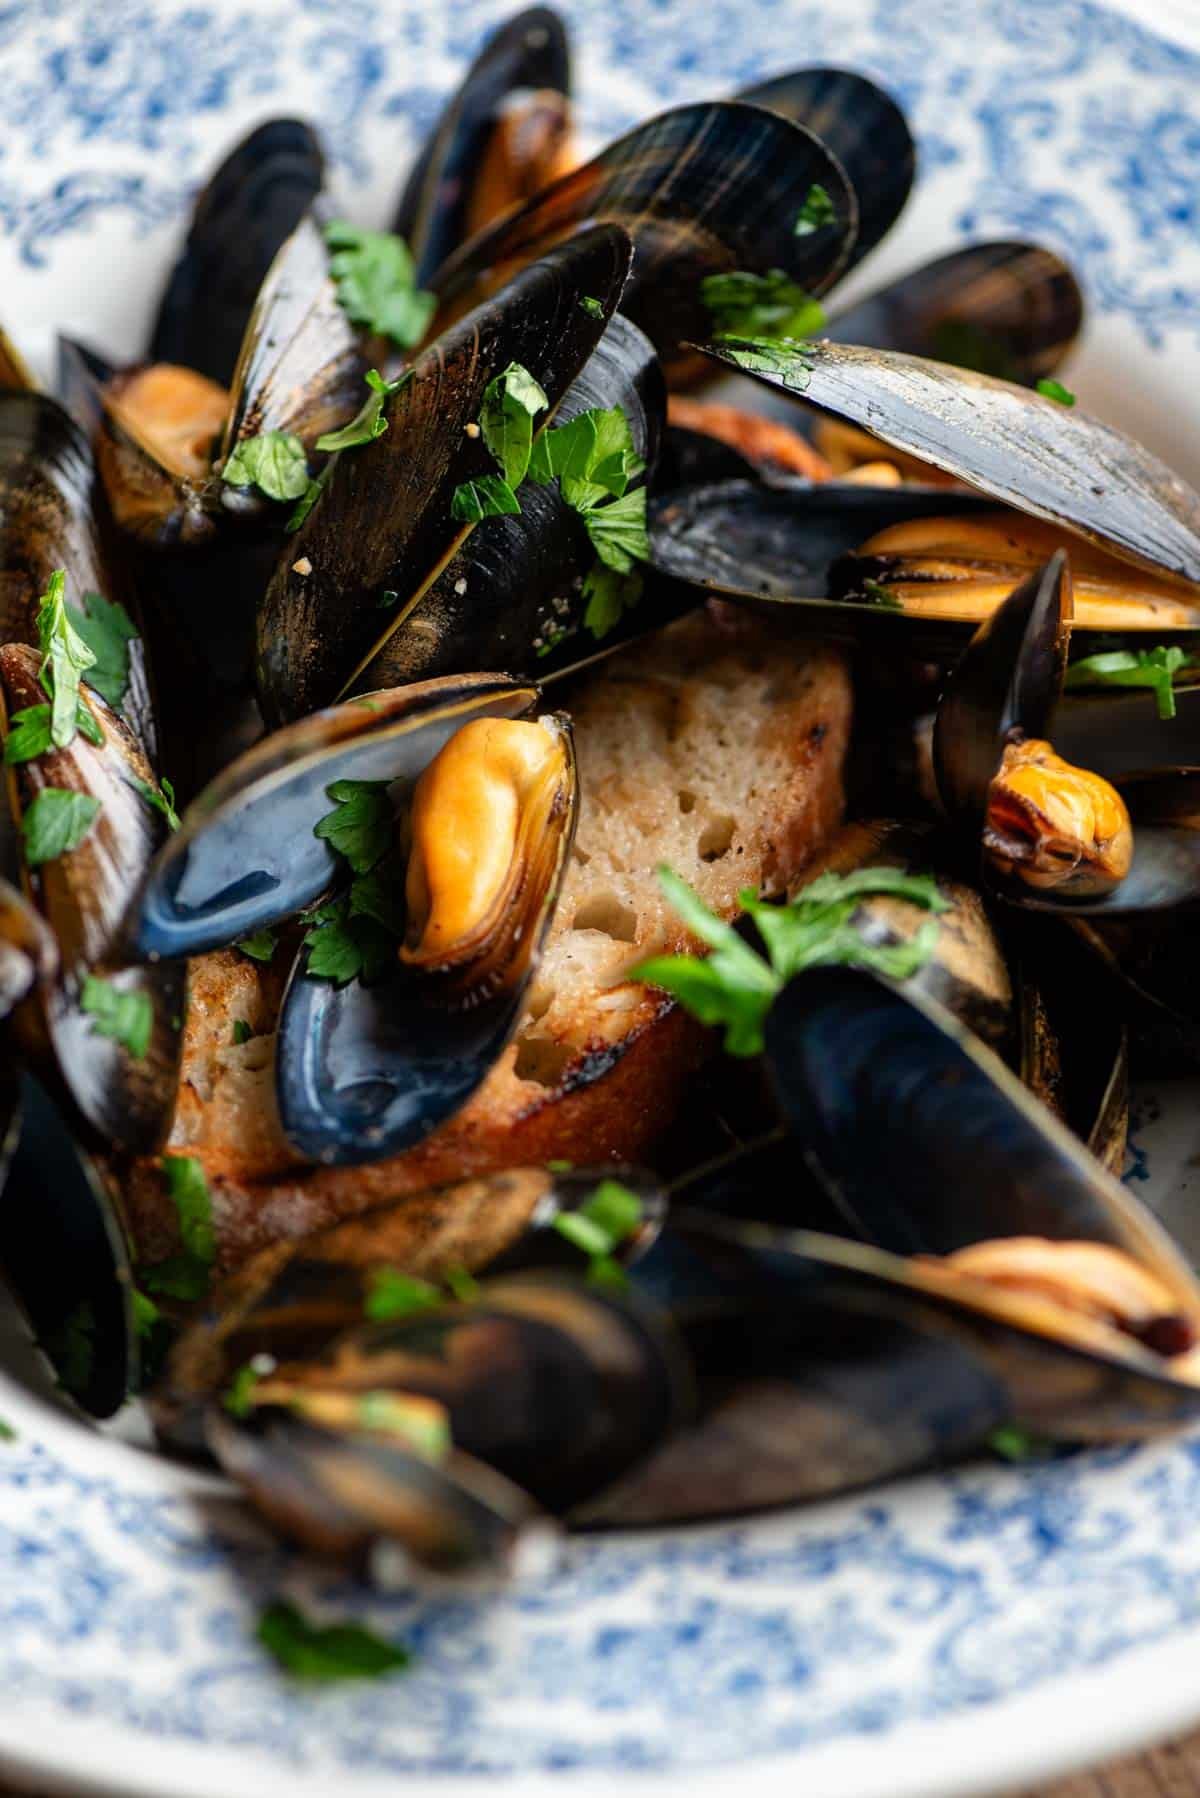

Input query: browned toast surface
[126,610,852,1268]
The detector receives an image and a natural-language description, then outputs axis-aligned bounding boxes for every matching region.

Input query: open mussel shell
[0,390,156,759]
[210,1271,693,1535]
[700,339,1200,593]
[256,223,633,726]
[934,554,1200,915]
[208,1401,550,1575]
[648,476,997,647]
[933,549,1072,823]
[154,1162,666,1458]
[150,119,326,386]
[0,1072,137,1417]
[1053,679,1200,784]
[132,673,539,960]
[737,67,912,269]
[394,5,572,284]
[275,710,577,1165]
[355,310,676,693]
[0,875,57,1019]
[0,647,182,1152]
[90,212,366,548]
[827,242,1084,382]
[429,102,857,375]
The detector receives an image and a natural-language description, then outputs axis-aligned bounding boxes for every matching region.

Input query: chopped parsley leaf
[479,361,548,490]
[4,699,102,764]
[142,1156,215,1301]
[450,473,522,522]
[579,295,605,319]
[364,1267,443,1322]
[222,431,310,503]
[324,219,435,349]
[224,1363,261,1419]
[1036,378,1076,407]
[315,369,407,454]
[256,1599,412,1681]
[232,1019,253,1046]
[80,976,153,1059]
[314,779,393,875]
[988,1424,1057,1462]
[37,570,96,749]
[701,269,826,342]
[236,926,278,963]
[1063,645,1187,721]
[582,562,643,641]
[131,774,180,831]
[794,182,835,235]
[70,591,139,713]
[0,1418,15,1442]
[286,461,333,533]
[21,788,101,866]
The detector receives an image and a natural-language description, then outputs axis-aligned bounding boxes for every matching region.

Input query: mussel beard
[984,737,1133,897]
[915,1236,1200,1382]
[400,713,574,1006]
[841,511,1200,629]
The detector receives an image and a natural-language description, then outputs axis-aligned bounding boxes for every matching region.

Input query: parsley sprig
[256,1599,412,1682]
[21,789,101,866]
[141,1156,216,1301]
[324,220,435,349]
[552,1179,644,1286]
[71,591,138,712]
[223,431,310,503]
[701,270,827,342]
[36,571,95,749]
[1063,645,1188,721]
[81,976,153,1059]
[305,779,402,986]
[630,866,950,1057]
[794,183,835,235]
[1036,378,1076,407]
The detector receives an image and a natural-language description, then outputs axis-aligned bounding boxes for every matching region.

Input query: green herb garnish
[224,1362,261,1419]
[582,562,643,641]
[444,1265,481,1303]
[314,779,393,875]
[80,976,153,1059]
[237,926,278,963]
[21,788,101,866]
[551,1178,644,1287]
[581,485,649,573]
[301,896,395,986]
[0,1419,15,1442]
[286,461,334,533]
[70,591,139,712]
[315,368,407,453]
[36,570,96,749]
[630,865,949,1057]
[142,1155,215,1301]
[364,1267,443,1322]
[222,431,310,503]
[988,1424,1056,1462]
[4,699,103,764]
[701,269,826,342]
[579,295,605,319]
[793,182,835,235]
[256,1599,412,1682]
[718,337,816,384]
[356,1392,451,1460]
[1063,645,1187,721]
[324,220,435,349]
[1036,378,1076,407]
[450,473,522,521]
[479,361,548,490]
[232,1019,252,1045]
[862,578,901,609]
[130,774,180,831]
[131,1289,162,1340]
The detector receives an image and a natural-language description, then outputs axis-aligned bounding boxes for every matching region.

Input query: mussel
[150,118,327,387]
[131,672,577,1165]
[394,6,573,284]
[154,1162,666,1456]
[255,224,646,725]
[934,553,1200,915]
[669,339,1200,639]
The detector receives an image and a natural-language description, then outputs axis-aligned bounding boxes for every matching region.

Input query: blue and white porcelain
[2,1,1200,1792]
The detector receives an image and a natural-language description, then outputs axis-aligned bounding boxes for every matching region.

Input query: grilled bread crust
[126,609,852,1269]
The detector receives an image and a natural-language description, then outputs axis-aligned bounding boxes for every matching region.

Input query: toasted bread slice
[126,610,852,1269]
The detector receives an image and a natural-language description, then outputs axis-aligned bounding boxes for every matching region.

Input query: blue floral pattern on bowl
[2,1,1200,1791]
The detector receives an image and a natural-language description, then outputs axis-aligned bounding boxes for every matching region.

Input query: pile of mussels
[5,7,1200,1577]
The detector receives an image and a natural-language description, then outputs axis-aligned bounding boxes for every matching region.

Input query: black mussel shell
[1053,679,1200,784]
[763,966,1195,1289]
[274,712,577,1165]
[0,391,156,759]
[828,241,1084,382]
[700,339,1200,589]
[150,119,326,387]
[653,424,759,491]
[430,102,857,376]
[208,1403,549,1574]
[648,475,994,646]
[0,1072,137,1417]
[737,67,912,268]
[132,674,538,960]
[933,550,1072,823]
[256,224,633,726]
[154,1163,666,1458]
[394,6,571,284]
[351,311,675,693]
[0,646,182,1153]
